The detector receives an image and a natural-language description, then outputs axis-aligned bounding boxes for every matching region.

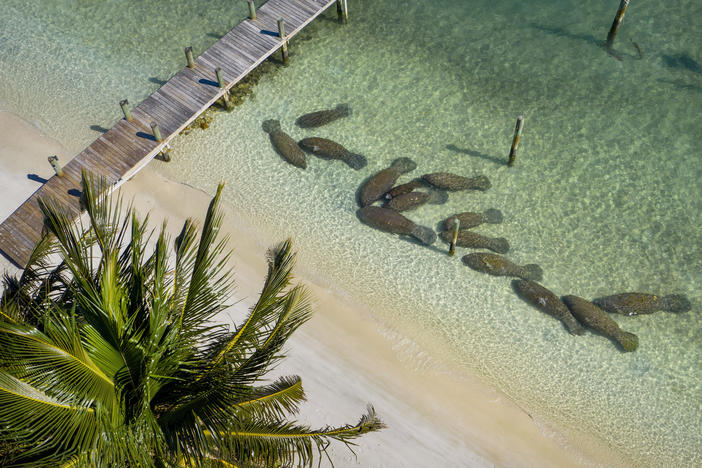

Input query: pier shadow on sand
[148,77,168,86]
[90,125,109,134]
[446,144,504,166]
[27,174,48,184]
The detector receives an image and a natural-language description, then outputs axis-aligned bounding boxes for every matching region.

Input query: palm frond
[234,375,305,420]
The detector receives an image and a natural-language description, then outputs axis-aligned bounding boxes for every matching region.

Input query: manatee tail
[262,119,281,134]
[489,237,510,254]
[344,152,367,170]
[521,264,543,282]
[661,294,691,312]
[473,175,491,191]
[410,225,436,245]
[336,103,352,117]
[614,330,639,352]
[427,189,449,205]
[483,208,503,224]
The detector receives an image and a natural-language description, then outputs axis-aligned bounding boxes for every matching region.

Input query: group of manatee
[263,104,692,353]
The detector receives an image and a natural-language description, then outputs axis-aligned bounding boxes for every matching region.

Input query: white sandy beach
[0,110,631,467]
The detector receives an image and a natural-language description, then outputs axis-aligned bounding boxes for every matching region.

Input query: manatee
[441,209,503,231]
[422,173,491,191]
[298,137,367,170]
[439,230,509,254]
[511,279,586,335]
[462,253,542,281]
[358,158,417,207]
[593,293,691,316]
[562,295,638,352]
[262,120,306,169]
[295,103,351,128]
[357,206,436,245]
[386,190,448,212]
[385,178,427,199]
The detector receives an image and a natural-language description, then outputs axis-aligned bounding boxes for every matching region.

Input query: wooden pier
[0,0,344,268]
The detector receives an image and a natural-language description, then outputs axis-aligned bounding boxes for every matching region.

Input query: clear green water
[1,0,701,466]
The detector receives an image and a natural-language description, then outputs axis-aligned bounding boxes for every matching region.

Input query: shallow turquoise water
[1,1,701,466]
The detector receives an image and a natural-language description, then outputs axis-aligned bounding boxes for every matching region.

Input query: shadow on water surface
[658,79,702,93]
[530,23,602,47]
[446,144,504,166]
[90,125,109,134]
[149,77,168,86]
[661,53,702,74]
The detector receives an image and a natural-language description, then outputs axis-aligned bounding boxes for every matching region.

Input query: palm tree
[0,171,384,467]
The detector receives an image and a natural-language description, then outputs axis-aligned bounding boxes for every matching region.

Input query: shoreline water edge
[0,109,632,467]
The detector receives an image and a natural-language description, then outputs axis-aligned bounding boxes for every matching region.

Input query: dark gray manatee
[262,119,306,169]
[593,292,691,316]
[357,206,436,245]
[439,230,509,254]
[358,158,417,207]
[422,173,491,191]
[562,295,638,352]
[385,178,426,199]
[295,103,351,128]
[462,253,542,281]
[511,279,586,335]
[298,137,367,170]
[386,190,448,212]
[441,209,503,231]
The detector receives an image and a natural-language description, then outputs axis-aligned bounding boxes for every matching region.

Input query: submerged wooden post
[185,46,195,68]
[119,99,133,122]
[336,0,348,24]
[248,0,257,20]
[508,115,524,167]
[215,67,232,110]
[606,0,630,50]
[449,218,460,256]
[150,122,163,142]
[277,18,289,66]
[47,155,64,177]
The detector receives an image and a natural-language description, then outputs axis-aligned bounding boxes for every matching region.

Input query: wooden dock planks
[0,0,339,268]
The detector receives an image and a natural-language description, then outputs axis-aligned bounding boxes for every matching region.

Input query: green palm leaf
[234,376,305,420]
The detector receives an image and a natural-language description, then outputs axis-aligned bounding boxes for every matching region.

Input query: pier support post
[150,122,163,142]
[185,46,195,68]
[47,155,64,177]
[508,115,524,167]
[277,18,289,66]
[215,67,232,110]
[336,0,348,24]
[606,0,630,51]
[248,0,257,20]
[449,218,460,256]
[120,99,133,122]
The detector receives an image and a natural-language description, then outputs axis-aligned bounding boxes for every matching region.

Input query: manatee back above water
[298,137,367,169]
[262,119,306,169]
[511,279,586,335]
[358,157,417,207]
[439,230,509,254]
[295,103,352,128]
[442,209,503,230]
[387,189,447,212]
[593,292,691,315]
[357,206,436,245]
[422,172,491,191]
[562,295,638,352]
[462,252,542,281]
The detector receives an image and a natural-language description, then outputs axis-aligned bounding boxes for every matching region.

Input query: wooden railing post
[47,155,64,177]
[508,115,524,167]
[215,67,232,110]
[248,0,257,20]
[185,46,195,68]
[337,0,348,24]
[150,122,163,142]
[120,99,133,122]
[277,18,289,66]
[606,0,630,51]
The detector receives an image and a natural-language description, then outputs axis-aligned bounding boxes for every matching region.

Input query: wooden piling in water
[150,122,163,142]
[278,18,289,66]
[508,115,524,167]
[215,67,232,110]
[337,0,348,24]
[606,0,630,50]
[47,155,64,177]
[119,99,133,122]
[248,0,257,20]
[449,218,460,256]
[185,46,195,68]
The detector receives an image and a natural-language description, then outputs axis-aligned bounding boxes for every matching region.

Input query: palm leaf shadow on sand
[446,144,504,166]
